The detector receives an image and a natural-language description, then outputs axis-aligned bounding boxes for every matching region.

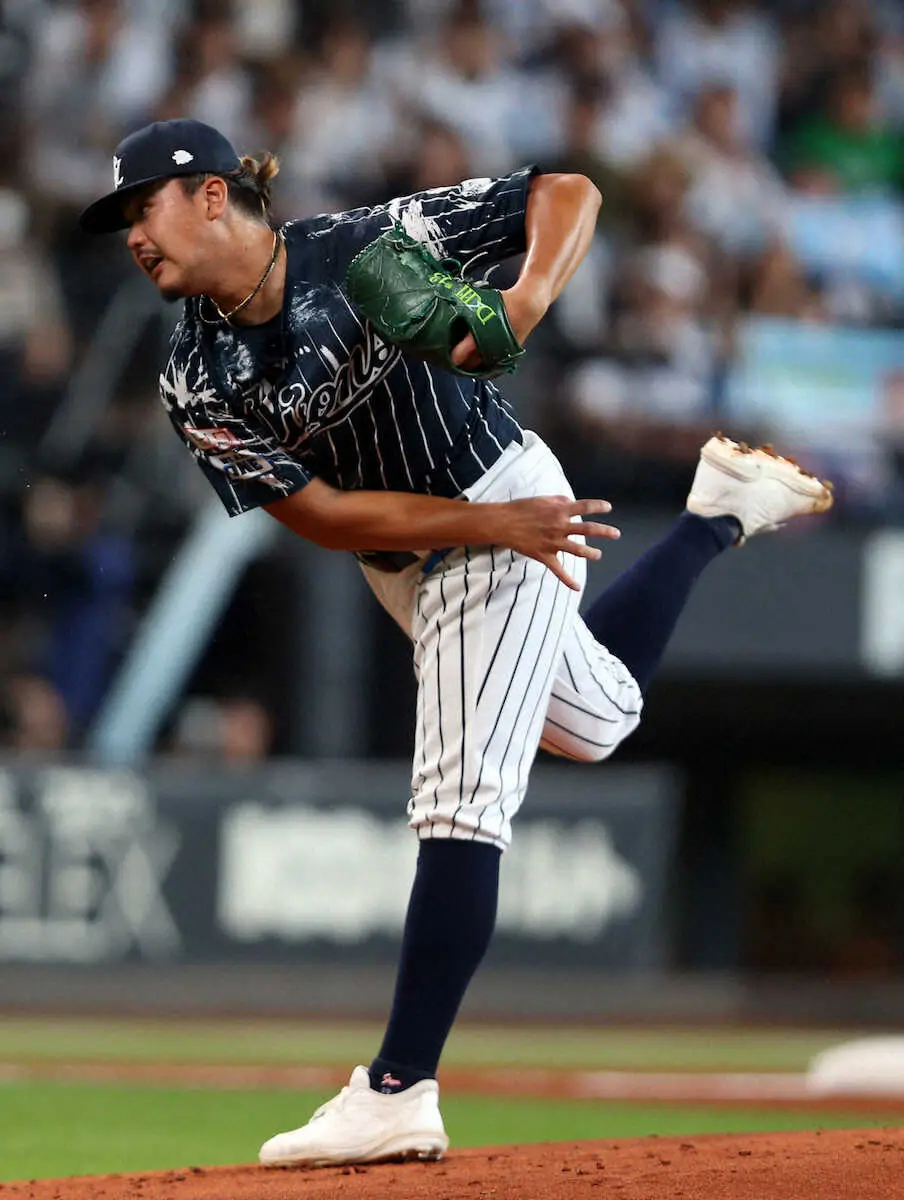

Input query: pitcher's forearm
[451,173,601,370]
[512,174,602,321]
[265,478,619,591]
[308,491,505,551]
[266,482,507,551]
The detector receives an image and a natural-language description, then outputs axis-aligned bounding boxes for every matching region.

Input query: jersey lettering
[281,327,402,442]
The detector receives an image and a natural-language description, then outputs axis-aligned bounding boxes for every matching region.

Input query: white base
[807,1036,904,1095]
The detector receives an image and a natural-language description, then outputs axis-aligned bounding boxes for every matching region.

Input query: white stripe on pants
[361,431,643,850]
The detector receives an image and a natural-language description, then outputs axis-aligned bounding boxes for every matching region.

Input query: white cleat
[258,1065,449,1168]
[686,433,834,544]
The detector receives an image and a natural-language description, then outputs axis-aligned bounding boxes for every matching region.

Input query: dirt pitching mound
[12,1128,904,1200]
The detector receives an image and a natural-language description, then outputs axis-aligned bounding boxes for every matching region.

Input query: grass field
[0,1015,867,1070]
[2,1016,902,1182]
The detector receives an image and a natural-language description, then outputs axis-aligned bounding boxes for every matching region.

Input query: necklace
[199,229,283,325]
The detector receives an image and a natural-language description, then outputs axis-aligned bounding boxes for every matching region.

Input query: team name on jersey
[269,326,402,445]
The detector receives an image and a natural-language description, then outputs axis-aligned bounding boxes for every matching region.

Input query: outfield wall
[0,757,678,971]
[5,756,904,1023]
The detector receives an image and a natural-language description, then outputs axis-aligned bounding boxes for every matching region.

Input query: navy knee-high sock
[584,513,739,693]
[369,840,500,1093]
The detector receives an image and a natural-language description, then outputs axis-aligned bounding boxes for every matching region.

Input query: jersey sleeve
[160,335,312,517]
[306,165,540,279]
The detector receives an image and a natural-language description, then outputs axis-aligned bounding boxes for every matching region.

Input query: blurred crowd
[1,0,904,754]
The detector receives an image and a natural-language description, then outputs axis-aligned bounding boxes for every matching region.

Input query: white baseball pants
[361,430,643,850]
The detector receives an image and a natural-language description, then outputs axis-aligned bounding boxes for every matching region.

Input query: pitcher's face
[123,179,215,301]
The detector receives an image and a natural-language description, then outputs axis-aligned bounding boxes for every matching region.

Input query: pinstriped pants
[361,431,643,851]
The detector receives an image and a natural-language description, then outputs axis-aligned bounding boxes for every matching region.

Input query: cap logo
[172,150,194,165]
[112,155,124,189]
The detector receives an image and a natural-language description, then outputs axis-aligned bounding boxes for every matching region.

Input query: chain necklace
[199,228,283,326]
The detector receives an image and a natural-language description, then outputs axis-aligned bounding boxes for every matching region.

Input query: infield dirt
[13,1128,904,1200]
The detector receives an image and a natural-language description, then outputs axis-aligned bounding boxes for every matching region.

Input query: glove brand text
[428,272,499,325]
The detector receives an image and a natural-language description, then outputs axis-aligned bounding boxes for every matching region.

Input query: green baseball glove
[344,224,525,380]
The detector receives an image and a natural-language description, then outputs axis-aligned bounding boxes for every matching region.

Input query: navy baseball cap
[79,118,241,234]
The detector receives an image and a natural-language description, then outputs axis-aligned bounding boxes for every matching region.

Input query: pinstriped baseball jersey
[159,168,536,512]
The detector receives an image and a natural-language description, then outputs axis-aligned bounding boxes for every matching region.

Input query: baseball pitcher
[80,119,832,1169]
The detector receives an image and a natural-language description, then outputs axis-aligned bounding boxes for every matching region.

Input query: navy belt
[356,548,451,576]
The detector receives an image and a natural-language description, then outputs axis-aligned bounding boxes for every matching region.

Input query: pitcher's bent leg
[540,616,643,762]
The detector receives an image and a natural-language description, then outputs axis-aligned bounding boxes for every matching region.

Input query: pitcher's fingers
[544,553,580,591]
[573,521,621,541]
[569,498,612,516]
[450,332,481,368]
[563,541,602,562]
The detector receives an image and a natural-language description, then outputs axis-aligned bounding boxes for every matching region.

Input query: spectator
[536,8,675,170]
[388,5,525,176]
[241,56,313,221]
[167,693,275,763]
[776,0,878,140]
[655,0,779,150]
[553,147,724,507]
[233,0,297,64]
[380,118,475,202]
[748,241,827,322]
[537,78,629,355]
[0,139,72,460]
[676,83,789,259]
[22,0,159,340]
[0,673,70,754]
[780,101,904,326]
[782,61,904,194]
[25,0,172,214]
[567,241,720,454]
[284,16,398,207]
[545,78,630,228]
[221,696,276,763]
[616,142,734,326]
[877,27,904,129]
[155,7,253,148]
[0,474,134,738]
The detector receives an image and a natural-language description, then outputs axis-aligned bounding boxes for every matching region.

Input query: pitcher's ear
[202,175,229,220]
